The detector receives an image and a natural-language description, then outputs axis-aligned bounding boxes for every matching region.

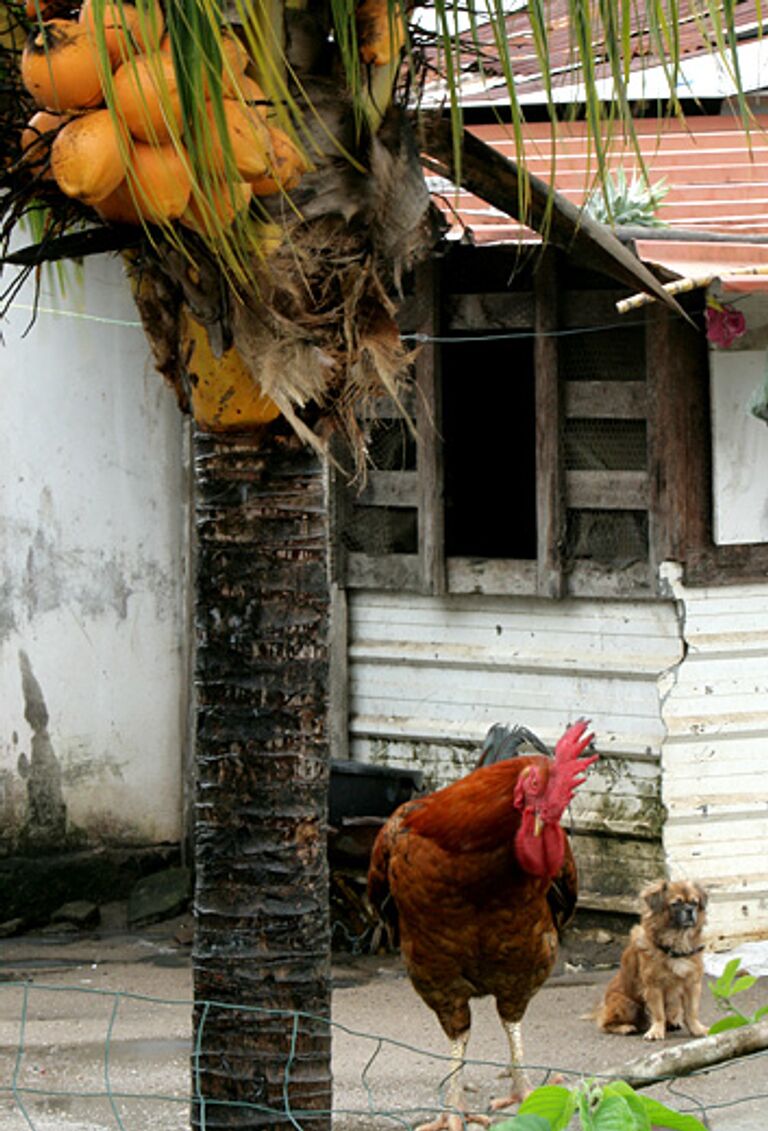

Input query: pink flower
[705,302,746,348]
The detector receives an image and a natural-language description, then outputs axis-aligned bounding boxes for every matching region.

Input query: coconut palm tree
[0,2,744,1127]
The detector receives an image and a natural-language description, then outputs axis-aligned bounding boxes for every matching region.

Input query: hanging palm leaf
[0,0,748,469]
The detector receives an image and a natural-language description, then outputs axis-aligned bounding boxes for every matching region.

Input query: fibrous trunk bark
[192,427,332,1129]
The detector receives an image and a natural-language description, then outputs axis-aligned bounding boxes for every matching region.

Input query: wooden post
[414,256,446,596]
[534,248,564,598]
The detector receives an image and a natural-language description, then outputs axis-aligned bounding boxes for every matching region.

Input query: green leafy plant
[584,167,669,228]
[709,957,768,1034]
[495,1080,707,1131]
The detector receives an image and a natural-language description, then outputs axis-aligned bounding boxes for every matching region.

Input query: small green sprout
[494,1078,707,1131]
[709,957,768,1034]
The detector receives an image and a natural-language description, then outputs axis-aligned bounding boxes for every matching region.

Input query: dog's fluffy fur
[594,879,709,1041]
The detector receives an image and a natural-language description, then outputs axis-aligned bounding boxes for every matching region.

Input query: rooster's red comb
[551,718,598,808]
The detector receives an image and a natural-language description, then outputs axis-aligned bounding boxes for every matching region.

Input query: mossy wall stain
[16,650,67,847]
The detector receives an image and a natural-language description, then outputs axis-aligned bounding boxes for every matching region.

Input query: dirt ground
[0,912,766,1131]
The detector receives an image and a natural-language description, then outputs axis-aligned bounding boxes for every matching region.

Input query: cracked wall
[0,254,191,852]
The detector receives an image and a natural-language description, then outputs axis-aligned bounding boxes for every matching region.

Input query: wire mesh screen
[565,509,649,566]
[559,324,647,382]
[564,419,647,472]
[337,413,419,557]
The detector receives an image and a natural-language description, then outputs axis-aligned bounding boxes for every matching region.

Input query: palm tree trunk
[192,427,332,1130]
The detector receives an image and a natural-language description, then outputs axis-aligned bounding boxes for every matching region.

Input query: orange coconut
[20,108,71,177]
[204,98,271,180]
[21,19,105,110]
[79,0,165,67]
[250,126,306,196]
[112,51,182,142]
[179,178,252,236]
[50,107,127,203]
[123,141,191,222]
[356,0,406,65]
[93,177,143,224]
[224,71,269,114]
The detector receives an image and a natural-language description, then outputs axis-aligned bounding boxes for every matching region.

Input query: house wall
[0,254,190,851]
[347,589,684,911]
[659,562,768,948]
[709,290,768,545]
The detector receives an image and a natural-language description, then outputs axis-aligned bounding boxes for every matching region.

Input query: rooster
[367,719,597,1131]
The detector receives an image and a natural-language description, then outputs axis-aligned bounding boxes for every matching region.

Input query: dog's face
[642,879,708,935]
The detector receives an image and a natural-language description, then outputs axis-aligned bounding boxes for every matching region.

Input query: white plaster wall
[659,562,768,949]
[0,254,190,846]
[710,292,768,545]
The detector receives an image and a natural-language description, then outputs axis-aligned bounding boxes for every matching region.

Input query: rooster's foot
[490,1073,564,1113]
[415,1111,492,1131]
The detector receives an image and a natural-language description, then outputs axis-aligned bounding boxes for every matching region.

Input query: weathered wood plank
[565,380,648,419]
[567,469,649,509]
[415,258,446,596]
[446,557,538,595]
[646,300,708,577]
[357,470,419,508]
[535,249,564,598]
[346,552,422,590]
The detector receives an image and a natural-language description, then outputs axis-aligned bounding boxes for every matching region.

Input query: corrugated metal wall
[348,590,683,911]
[660,563,768,947]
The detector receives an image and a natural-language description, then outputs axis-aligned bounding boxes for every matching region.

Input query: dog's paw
[643,1024,666,1041]
[688,1020,709,1038]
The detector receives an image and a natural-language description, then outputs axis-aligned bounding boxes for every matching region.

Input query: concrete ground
[0,914,766,1131]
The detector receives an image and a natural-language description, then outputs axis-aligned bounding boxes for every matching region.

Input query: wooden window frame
[330,250,768,599]
[646,301,768,588]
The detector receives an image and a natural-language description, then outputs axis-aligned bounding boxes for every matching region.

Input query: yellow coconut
[179,178,252,236]
[181,308,281,431]
[112,51,182,142]
[250,126,306,196]
[206,98,270,180]
[79,0,165,67]
[50,107,127,203]
[223,71,269,113]
[21,19,105,111]
[356,0,405,65]
[20,108,71,177]
[93,177,143,224]
[123,140,191,222]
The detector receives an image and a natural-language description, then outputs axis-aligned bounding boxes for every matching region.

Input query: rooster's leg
[416,1032,491,1131]
[489,1020,533,1112]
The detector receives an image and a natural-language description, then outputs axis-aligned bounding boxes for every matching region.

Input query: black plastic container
[329,760,423,827]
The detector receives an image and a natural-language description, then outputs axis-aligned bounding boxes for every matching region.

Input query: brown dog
[595,879,709,1041]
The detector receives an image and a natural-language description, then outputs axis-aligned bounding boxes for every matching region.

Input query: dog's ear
[694,883,708,910]
[642,880,668,914]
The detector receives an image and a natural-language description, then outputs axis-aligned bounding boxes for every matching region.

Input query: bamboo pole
[603,1019,768,1089]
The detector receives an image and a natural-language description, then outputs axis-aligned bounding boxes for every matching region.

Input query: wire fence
[1,980,768,1131]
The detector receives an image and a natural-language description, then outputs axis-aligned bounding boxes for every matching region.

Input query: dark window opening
[442,335,537,559]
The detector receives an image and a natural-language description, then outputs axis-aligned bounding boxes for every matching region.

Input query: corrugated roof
[430,114,768,279]
[425,0,767,106]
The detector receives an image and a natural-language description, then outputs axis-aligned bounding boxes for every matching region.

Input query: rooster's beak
[533,813,543,837]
